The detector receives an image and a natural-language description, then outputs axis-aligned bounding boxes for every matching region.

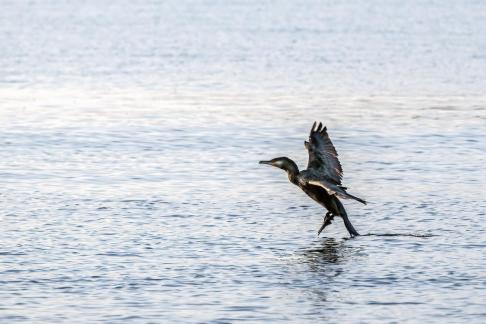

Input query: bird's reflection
[300,237,360,278]
[304,238,344,263]
[291,238,349,305]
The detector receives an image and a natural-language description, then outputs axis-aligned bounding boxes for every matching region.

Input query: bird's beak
[259,160,272,165]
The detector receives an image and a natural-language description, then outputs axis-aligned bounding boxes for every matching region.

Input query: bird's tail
[342,191,367,205]
[335,198,360,237]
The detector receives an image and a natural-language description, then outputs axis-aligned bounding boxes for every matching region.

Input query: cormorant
[259,122,366,237]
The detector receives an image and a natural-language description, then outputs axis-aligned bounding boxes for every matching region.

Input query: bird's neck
[283,160,299,184]
[288,171,299,185]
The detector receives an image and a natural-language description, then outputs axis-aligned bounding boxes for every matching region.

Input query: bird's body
[259,122,365,237]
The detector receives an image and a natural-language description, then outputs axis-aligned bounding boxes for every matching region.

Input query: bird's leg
[318,212,334,236]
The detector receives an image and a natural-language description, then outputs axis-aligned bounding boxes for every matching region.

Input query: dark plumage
[259,122,366,237]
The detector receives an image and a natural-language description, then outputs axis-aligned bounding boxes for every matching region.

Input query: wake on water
[357,233,436,238]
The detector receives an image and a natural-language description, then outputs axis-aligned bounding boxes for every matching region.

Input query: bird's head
[259,157,299,175]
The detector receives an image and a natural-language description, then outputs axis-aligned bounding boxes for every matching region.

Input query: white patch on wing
[308,180,337,196]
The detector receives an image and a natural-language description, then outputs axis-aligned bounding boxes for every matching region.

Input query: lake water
[1,1,486,323]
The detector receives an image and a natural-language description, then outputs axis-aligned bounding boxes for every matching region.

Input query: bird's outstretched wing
[305,122,343,184]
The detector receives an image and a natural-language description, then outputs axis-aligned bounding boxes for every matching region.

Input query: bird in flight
[259,122,366,237]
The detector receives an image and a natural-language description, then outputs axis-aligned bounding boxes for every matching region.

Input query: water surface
[1,1,486,323]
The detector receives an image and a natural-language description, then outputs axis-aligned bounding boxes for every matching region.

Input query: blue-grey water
[1,1,486,323]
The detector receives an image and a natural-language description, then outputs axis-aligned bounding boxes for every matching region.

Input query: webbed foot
[317,212,334,236]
